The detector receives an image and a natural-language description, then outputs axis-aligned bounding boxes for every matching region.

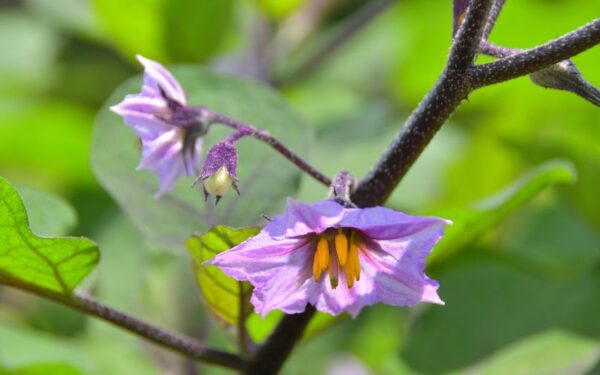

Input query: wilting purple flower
[197,141,240,201]
[110,55,207,196]
[207,199,450,317]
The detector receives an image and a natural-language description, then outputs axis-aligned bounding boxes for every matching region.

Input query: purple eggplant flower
[207,199,450,317]
[197,141,240,201]
[110,55,207,196]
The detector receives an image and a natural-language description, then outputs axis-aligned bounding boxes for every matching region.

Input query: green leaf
[6,363,85,375]
[17,186,77,237]
[92,0,234,62]
[92,0,164,60]
[92,67,310,250]
[0,100,96,189]
[0,177,99,294]
[187,226,260,326]
[475,330,599,375]
[428,160,576,265]
[163,0,234,62]
[257,0,305,19]
[402,248,600,374]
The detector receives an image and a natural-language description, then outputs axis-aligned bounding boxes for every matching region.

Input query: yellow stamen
[316,236,330,271]
[334,229,348,266]
[313,250,323,281]
[349,235,361,281]
[344,262,355,288]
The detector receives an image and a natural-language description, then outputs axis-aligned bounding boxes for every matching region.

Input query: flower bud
[197,141,239,202]
[203,167,234,197]
[530,60,600,107]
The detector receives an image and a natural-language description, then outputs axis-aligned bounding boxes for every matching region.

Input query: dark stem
[352,0,495,207]
[482,0,506,38]
[0,281,243,371]
[278,0,394,85]
[238,282,252,359]
[470,18,600,88]
[244,306,316,375]
[207,112,332,187]
[447,0,496,71]
[479,40,519,58]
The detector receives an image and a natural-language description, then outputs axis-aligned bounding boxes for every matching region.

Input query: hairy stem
[470,19,600,88]
[482,0,506,38]
[1,281,243,371]
[352,0,495,207]
[207,112,332,187]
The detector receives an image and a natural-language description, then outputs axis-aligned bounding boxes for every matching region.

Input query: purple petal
[137,55,187,105]
[250,245,314,316]
[306,240,443,318]
[135,128,198,196]
[110,95,172,139]
[266,199,347,239]
[340,206,451,241]
[206,232,312,289]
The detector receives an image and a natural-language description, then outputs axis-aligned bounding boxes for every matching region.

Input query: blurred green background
[1,0,599,374]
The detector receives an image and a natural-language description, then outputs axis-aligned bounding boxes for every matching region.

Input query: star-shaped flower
[207,199,450,317]
[110,55,207,196]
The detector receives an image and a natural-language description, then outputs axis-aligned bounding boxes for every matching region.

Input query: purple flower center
[312,228,363,289]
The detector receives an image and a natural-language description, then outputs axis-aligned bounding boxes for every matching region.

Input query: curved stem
[207,112,332,187]
[470,18,600,88]
[0,280,244,371]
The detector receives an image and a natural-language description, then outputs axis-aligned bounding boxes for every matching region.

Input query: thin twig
[207,112,332,187]
[482,0,507,38]
[278,0,395,85]
[0,280,244,371]
[470,18,600,88]
[448,0,496,71]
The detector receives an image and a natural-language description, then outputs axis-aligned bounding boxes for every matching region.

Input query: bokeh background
[1,0,599,374]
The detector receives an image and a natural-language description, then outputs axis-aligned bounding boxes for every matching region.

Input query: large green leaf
[402,249,600,374]
[92,0,234,62]
[187,226,259,327]
[92,0,164,60]
[163,0,234,62]
[0,100,95,189]
[17,186,77,237]
[92,67,310,250]
[428,160,576,265]
[0,177,99,294]
[2,363,85,375]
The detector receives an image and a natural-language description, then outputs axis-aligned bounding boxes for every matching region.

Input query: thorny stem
[206,111,332,187]
[352,12,599,207]
[352,0,495,207]
[0,281,243,371]
[470,19,600,88]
